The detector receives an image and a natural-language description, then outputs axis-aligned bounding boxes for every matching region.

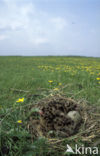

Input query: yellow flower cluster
[16,98,24,103]
[38,60,100,77]
[17,120,22,123]
[96,77,100,84]
[48,80,53,83]
[53,88,59,91]
[96,78,100,80]
[38,58,100,85]
[59,83,62,86]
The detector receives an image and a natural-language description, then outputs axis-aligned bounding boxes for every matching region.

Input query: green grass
[0,56,100,156]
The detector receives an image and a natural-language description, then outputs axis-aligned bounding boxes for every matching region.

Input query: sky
[0,0,100,57]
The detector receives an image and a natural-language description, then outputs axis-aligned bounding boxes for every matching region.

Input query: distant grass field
[0,56,100,156]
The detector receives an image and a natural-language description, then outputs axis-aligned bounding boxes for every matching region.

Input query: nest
[26,95,100,151]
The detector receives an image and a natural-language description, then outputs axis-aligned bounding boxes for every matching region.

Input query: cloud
[0,0,99,56]
[0,34,8,40]
[0,26,12,32]
[50,17,67,30]
[32,37,49,45]
[0,0,68,49]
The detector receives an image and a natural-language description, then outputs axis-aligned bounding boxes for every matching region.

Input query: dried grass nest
[26,95,100,148]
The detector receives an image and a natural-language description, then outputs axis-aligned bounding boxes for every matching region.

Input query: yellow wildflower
[16,98,24,103]
[96,78,100,80]
[59,83,62,86]
[17,120,22,123]
[48,80,53,83]
[53,88,59,91]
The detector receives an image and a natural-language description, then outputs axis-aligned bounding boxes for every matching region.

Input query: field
[0,56,100,156]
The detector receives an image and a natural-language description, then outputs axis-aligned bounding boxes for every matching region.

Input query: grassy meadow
[0,56,100,156]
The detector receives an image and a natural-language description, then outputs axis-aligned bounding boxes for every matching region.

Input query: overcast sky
[0,0,100,57]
